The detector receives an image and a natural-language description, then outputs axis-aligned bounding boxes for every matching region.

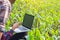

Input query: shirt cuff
[10,29,14,33]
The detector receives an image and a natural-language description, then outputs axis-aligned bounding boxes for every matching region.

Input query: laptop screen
[22,14,34,29]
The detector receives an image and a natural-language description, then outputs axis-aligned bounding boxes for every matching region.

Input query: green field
[6,0,59,40]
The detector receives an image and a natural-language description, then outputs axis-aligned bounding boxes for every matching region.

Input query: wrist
[12,28,15,30]
[10,29,14,33]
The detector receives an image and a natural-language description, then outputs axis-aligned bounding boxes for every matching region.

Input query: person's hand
[12,22,21,30]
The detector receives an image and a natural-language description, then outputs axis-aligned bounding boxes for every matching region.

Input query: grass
[6,0,59,40]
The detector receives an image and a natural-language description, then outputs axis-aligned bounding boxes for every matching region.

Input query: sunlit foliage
[6,0,59,40]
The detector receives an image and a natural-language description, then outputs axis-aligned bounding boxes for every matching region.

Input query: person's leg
[10,32,27,40]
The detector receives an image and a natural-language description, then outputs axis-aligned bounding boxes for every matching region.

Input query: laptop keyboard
[19,26,28,31]
[14,26,30,33]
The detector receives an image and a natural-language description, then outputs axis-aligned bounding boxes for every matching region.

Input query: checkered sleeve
[4,0,11,19]
[6,29,14,40]
[8,1,11,15]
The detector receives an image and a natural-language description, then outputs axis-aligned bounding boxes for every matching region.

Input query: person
[0,0,20,40]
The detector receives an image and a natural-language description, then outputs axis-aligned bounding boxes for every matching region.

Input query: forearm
[6,29,14,40]
[7,29,14,36]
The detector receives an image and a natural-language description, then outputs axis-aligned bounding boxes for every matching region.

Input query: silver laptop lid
[22,14,34,29]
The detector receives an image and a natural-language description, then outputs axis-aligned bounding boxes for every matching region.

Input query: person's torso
[0,0,11,25]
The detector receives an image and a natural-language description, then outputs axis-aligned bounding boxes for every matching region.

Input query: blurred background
[6,0,59,40]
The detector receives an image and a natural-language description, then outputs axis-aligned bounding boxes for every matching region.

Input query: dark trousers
[10,32,27,40]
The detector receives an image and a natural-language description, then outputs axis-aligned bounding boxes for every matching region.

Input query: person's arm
[6,22,20,40]
[4,0,11,19]
[3,0,11,24]
[5,29,14,40]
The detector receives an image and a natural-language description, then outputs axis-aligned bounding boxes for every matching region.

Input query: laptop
[14,14,34,33]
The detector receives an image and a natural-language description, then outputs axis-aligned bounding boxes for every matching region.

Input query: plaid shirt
[1,29,14,40]
[0,0,11,16]
[0,0,13,40]
[0,0,11,24]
